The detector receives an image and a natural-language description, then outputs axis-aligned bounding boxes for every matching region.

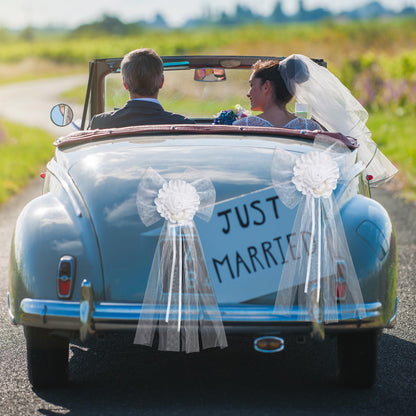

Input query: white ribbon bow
[134,167,227,353]
[271,136,366,326]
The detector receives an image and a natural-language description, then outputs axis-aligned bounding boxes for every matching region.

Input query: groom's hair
[121,48,164,97]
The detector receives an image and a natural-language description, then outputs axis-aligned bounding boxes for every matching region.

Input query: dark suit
[90,100,195,129]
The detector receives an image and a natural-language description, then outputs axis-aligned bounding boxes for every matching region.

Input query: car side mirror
[50,104,74,127]
[194,68,226,82]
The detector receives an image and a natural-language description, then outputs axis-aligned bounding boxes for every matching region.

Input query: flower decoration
[271,136,365,330]
[292,151,339,198]
[134,167,227,353]
[213,104,251,125]
[155,179,200,226]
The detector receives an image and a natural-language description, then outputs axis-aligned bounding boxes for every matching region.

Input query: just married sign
[196,187,311,303]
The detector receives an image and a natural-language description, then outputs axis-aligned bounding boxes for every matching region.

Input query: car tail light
[335,261,347,300]
[57,255,75,299]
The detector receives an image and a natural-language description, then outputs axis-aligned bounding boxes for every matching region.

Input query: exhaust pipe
[254,336,284,353]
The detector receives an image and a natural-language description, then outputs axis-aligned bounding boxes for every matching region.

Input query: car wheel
[24,326,69,388]
[337,329,381,388]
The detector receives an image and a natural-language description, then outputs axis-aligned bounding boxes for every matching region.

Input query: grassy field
[1,18,416,82]
[0,17,415,202]
[368,111,416,200]
[0,120,54,205]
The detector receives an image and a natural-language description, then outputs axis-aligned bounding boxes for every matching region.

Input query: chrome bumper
[12,280,391,341]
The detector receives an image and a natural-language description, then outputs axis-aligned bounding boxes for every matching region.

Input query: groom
[90,48,194,129]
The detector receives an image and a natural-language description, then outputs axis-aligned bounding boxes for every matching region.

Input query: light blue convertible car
[8,55,397,388]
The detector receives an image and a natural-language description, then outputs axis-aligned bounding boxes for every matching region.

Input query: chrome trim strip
[387,296,398,328]
[7,292,17,325]
[19,298,384,333]
[80,279,95,341]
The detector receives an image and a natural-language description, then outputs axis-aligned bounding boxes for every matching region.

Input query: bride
[234,58,322,131]
[235,54,398,185]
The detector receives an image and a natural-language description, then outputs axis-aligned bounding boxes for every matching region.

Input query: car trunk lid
[65,135,316,304]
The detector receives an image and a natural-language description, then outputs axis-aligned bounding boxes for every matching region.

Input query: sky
[0,0,415,30]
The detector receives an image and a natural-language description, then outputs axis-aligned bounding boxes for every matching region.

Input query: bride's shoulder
[285,117,322,131]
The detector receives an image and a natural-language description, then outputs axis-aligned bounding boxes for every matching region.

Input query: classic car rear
[8,55,397,389]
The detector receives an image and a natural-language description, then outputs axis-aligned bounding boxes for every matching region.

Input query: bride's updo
[252,56,310,106]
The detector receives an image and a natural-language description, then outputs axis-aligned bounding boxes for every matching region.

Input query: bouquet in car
[213,104,251,125]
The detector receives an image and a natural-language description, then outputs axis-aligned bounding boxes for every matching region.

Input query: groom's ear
[159,74,165,90]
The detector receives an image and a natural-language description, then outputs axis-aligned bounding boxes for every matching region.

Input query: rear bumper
[13,295,392,339]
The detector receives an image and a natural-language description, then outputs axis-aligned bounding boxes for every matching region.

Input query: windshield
[104,67,253,119]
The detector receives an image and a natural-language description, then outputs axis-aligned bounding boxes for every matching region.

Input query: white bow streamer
[134,167,227,353]
[271,136,366,325]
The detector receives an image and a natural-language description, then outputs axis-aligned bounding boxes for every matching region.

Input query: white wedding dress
[233,115,322,130]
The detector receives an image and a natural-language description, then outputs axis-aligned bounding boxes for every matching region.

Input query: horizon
[1,0,415,30]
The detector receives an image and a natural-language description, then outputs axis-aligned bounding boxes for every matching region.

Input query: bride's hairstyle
[252,57,310,106]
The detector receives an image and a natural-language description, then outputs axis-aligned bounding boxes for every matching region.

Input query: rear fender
[9,192,103,323]
[340,195,397,324]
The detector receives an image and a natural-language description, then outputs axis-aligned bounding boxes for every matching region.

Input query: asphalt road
[0,78,415,415]
[0,74,86,136]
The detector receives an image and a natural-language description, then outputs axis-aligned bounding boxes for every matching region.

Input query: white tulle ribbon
[134,167,227,353]
[292,151,339,297]
[271,135,366,327]
[154,179,200,329]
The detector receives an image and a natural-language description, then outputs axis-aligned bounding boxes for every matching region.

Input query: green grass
[1,17,415,67]
[163,96,245,118]
[61,84,87,103]
[368,110,416,200]
[0,58,85,86]
[0,120,54,205]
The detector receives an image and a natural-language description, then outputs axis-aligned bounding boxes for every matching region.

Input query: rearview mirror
[194,68,226,82]
[50,103,74,127]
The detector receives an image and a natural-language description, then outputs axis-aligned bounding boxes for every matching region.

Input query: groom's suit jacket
[90,100,194,129]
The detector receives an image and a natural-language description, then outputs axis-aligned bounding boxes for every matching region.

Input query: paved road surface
[0,74,86,136]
